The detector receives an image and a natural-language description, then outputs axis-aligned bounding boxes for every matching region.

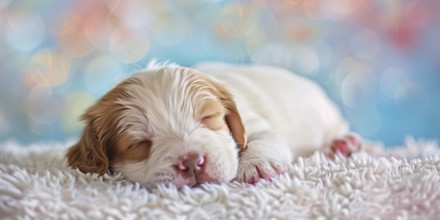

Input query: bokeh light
[340,68,374,109]
[83,55,123,95]
[394,82,430,116]
[216,3,258,38]
[0,0,438,146]
[350,29,381,60]
[150,12,189,46]
[380,67,410,98]
[6,10,45,52]
[62,92,96,135]
[25,49,71,87]
[58,10,96,57]
[110,31,150,63]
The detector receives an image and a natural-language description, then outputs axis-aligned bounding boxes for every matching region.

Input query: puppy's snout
[175,154,206,175]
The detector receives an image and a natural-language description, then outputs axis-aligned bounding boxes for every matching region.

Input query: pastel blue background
[0,0,439,146]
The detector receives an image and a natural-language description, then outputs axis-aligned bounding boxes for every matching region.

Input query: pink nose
[175,154,206,176]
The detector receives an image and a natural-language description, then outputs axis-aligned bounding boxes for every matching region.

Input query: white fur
[196,63,350,182]
[195,63,349,155]
[112,63,350,187]
[113,67,239,187]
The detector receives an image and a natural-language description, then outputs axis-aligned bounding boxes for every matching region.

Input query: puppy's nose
[175,154,206,175]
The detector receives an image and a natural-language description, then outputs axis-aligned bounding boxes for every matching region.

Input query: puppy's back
[196,63,349,157]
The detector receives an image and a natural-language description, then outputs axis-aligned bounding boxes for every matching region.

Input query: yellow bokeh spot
[61,92,96,135]
[27,49,71,87]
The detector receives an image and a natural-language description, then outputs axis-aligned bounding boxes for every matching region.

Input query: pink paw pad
[248,165,284,184]
[327,134,361,159]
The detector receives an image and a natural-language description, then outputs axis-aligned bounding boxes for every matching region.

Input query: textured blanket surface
[1,139,440,219]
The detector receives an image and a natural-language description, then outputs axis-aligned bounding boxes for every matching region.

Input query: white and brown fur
[67,62,361,188]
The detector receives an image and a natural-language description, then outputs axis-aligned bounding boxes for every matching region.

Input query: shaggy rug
[1,138,440,219]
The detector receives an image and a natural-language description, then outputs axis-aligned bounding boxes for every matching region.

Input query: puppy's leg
[236,113,292,183]
[237,132,292,183]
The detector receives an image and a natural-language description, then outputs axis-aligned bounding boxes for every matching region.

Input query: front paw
[236,157,286,184]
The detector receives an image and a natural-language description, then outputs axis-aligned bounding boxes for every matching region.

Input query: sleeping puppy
[67,62,361,188]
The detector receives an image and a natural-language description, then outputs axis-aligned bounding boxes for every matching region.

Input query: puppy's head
[67,65,247,188]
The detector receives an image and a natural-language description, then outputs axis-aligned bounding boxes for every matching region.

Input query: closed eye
[202,115,214,121]
[200,112,227,130]
[127,139,152,150]
[140,139,152,147]
[201,112,222,122]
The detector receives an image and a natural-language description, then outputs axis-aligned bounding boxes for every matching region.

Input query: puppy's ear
[67,78,139,174]
[67,119,109,174]
[66,96,120,174]
[222,96,248,151]
[207,77,248,151]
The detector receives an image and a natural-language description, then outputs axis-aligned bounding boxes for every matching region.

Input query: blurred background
[0,0,439,147]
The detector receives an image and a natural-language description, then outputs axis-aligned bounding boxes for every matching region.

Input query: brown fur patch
[67,77,151,174]
[186,69,248,151]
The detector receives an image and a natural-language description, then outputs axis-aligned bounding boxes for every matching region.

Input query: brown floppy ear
[67,78,138,174]
[67,119,110,174]
[223,97,248,151]
[66,96,117,175]
[204,76,248,151]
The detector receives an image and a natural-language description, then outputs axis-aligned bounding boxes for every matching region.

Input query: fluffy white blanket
[1,138,440,219]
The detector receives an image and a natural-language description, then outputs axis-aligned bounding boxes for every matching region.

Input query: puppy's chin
[112,129,240,188]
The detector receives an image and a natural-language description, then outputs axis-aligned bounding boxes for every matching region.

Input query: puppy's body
[197,63,349,158]
[67,63,356,188]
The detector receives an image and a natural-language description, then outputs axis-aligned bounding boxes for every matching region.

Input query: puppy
[67,62,361,188]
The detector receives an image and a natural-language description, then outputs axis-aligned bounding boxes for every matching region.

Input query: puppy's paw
[326,133,361,159]
[236,159,286,184]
